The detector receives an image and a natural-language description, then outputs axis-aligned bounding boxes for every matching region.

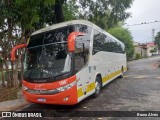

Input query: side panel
[91,28,127,87]
[102,52,127,86]
[76,67,95,102]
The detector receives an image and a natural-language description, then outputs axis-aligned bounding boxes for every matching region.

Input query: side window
[75,37,90,72]
[74,25,91,72]
[75,24,92,35]
[110,40,114,52]
[75,24,92,47]
[122,44,125,54]
[104,37,113,52]
[93,30,103,55]
[115,42,125,54]
[109,39,115,52]
[116,43,121,53]
[93,29,125,54]
[75,42,85,72]
[114,40,121,53]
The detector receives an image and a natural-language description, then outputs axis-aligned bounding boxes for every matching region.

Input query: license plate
[37,98,46,102]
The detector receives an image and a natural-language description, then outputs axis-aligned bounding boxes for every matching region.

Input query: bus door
[74,36,91,97]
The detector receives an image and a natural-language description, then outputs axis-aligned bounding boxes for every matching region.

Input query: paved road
[10,56,160,119]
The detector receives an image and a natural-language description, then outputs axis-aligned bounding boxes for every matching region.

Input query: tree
[0,0,57,88]
[154,31,160,50]
[63,0,79,21]
[0,0,16,87]
[0,0,68,88]
[54,0,67,23]
[78,0,133,30]
[108,27,134,59]
[0,56,5,87]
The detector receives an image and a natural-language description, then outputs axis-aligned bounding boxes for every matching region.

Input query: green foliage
[108,27,134,59]
[15,0,56,31]
[150,49,157,53]
[154,31,160,50]
[63,0,79,21]
[78,0,133,30]
[135,53,141,60]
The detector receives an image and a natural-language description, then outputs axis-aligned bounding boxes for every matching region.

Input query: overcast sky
[124,0,160,43]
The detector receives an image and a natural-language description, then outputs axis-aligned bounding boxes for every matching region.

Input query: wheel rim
[95,81,100,94]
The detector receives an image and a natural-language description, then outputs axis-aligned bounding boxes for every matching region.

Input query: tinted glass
[74,25,91,72]
[24,43,71,80]
[93,30,104,54]
[28,26,74,48]
[93,29,125,54]
[24,26,74,80]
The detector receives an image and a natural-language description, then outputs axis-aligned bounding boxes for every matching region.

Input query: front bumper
[22,75,78,105]
[23,85,78,105]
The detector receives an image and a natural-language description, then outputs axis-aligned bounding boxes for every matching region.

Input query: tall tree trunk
[0,61,5,87]
[14,60,18,88]
[11,61,14,87]
[4,60,11,88]
[1,69,5,87]
[20,50,24,85]
[17,50,21,88]
[55,3,64,23]
[7,17,13,87]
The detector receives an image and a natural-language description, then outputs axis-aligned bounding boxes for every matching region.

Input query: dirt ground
[0,87,19,102]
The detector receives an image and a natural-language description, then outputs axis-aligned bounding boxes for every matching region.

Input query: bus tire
[93,76,102,98]
[119,67,124,78]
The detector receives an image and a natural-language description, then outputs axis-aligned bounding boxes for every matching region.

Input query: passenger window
[93,29,125,54]
[75,35,90,72]
[93,30,103,54]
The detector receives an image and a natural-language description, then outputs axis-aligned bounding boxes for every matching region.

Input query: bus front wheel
[93,76,102,98]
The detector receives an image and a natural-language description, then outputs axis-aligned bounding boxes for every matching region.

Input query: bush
[135,53,141,60]
[150,49,157,53]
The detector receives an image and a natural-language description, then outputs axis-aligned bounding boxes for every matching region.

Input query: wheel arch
[94,72,102,87]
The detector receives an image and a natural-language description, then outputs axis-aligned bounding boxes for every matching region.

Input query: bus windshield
[24,26,74,81]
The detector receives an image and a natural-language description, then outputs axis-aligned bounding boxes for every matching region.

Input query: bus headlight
[56,81,76,92]
[22,84,28,91]
[23,81,76,95]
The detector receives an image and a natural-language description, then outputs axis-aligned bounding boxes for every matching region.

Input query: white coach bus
[11,20,127,105]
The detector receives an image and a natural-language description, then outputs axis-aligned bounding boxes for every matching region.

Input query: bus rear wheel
[93,76,102,98]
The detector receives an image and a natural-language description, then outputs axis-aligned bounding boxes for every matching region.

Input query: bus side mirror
[67,32,85,52]
[10,44,27,61]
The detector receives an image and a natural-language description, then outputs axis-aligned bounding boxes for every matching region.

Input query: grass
[0,87,19,102]
[0,70,21,102]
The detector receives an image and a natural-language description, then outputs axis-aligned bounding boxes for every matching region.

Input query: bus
[11,20,127,105]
